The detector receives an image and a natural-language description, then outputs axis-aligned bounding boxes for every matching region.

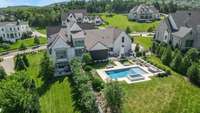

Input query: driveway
[0,45,47,75]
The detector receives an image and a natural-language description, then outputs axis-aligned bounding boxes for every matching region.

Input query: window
[1,28,4,32]
[56,62,67,69]
[74,40,84,47]
[122,37,125,43]
[185,40,193,47]
[56,50,67,59]
[75,49,84,56]
[109,48,113,51]
[10,28,12,31]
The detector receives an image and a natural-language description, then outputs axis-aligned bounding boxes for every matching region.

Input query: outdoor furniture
[106,64,114,69]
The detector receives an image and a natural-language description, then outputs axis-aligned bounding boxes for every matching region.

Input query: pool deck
[96,61,165,84]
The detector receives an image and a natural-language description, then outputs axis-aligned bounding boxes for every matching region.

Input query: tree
[0,66,6,80]
[34,37,40,45]
[180,56,192,74]
[19,43,27,50]
[15,54,27,71]
[187,63,200,86]
[0,72,40,113]
[22,54,29,67]
[39,52,54,81]
[185,48,199,62]
[135,43,140,53]
[151,42,157,53]
[170,50,182,72]
[125,26,131,34]
[82,53,93,65]
[161,46,172,65]
[104,81,124,113]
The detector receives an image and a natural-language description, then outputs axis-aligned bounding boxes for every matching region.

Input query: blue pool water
[106,67,147,79]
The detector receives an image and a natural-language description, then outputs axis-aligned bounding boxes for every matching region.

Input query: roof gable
[90,42,108,51]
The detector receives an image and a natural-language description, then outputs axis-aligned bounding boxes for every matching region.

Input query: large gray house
[155,10,200,50]
[128,4,160,22]
[0,20,31,42]
[48,10,132,76]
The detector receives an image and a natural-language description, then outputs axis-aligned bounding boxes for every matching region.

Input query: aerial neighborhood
[0,1,200,113]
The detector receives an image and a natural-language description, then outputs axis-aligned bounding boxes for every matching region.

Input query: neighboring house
[0,20,31,42]
[155,10,200,50]
[47,24,132,76]
[128,4,160,22]
[61,9,103,26]
[0,15,5,21]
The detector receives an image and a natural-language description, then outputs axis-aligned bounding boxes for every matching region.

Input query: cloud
[0,0,67,8]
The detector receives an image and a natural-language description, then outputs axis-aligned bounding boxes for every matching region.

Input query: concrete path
[0,45,47,75]
[32,30,46,37]
[129,32,155,37]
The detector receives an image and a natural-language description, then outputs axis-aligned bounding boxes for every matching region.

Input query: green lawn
[25,52,78,113]
[0,37,47,53]
[134,36,153,50]
[121,55,200,113]
[35,27,47,34]
[100,14,161,32]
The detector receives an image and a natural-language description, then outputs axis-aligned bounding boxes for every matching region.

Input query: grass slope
[0,37,47,53]
[122,55,200,113]
[101,14,161,32]
[25,52,78,113]
[134,36,153,50]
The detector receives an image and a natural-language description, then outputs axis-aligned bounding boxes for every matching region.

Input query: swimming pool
[106,67,147,79]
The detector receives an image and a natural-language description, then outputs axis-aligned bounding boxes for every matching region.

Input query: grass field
[134,36,153,50]
[0,37,47,53]
[101,14,161,32]
[35,27,47,34]
[121,55,200,113]
[25,52,78,113]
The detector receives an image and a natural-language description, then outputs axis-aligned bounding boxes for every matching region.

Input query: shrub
[0,66,6,80]
[83,65,93,72]
[0,43,10,49]
[19,43,27,50]
[187,63,200,86]
[92,77,104,92]
[82,52,93,65]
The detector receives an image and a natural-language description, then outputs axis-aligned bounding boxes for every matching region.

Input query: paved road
[0,45,47,75]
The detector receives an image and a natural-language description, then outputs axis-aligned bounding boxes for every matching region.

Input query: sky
[0,0,68,8]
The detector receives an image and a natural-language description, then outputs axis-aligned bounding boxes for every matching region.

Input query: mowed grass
[101,14,161,32]
[121,55,200,113]
[35,27,47,34]
[25,52,78,113]
[134,36,153,50]
[0,37,47,53]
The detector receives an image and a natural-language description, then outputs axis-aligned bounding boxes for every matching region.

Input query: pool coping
[96,64,165,84]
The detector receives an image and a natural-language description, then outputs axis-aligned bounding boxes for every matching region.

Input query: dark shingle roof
[47,26,69,48]
[130,4,159,14]
[170,10,200,28]
[77,23,96,30]
[0,21,28,27]
[61,9,87,21]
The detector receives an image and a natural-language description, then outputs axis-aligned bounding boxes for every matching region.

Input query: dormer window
[122,37,125,43]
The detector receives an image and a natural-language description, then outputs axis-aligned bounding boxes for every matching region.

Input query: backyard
[134,36,153,50]
[100,14,162,32]
[25,52,78,113]
[119,55,200,113]
[0,37,47,53]
[35,27,47,34]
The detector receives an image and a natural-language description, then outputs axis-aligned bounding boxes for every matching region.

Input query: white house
[47,24,132,76]
[61,9,103,26]
[0,20,31,42]
[128,4,160,22]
